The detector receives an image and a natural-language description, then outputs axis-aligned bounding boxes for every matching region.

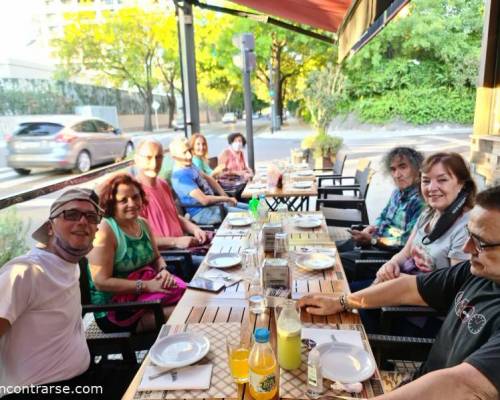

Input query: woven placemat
[134,322,240,400]
[289,244,340,281]
[279,323,384,399]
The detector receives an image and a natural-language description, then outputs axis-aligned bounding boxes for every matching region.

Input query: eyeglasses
[52,209,102,224]
[466,227,500,253]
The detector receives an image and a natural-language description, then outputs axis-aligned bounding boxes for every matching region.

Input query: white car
[222,112,237,124]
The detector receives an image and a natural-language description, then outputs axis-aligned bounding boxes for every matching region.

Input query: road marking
[0,173,53,189]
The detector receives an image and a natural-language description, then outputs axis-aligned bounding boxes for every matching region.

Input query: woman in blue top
[189,133,226,177]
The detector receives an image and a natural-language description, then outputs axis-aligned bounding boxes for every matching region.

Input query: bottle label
[249,371,276,393]
[307,365,318,386]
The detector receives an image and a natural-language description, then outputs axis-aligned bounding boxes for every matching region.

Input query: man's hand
[351,229,372,245]
[175,236,198,249]
[297,294,342,316]
[375,259,401,283]
[225,197,238,206]
[193,228,208,244]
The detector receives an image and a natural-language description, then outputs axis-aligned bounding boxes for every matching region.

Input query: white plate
[227,217,254,227]
[318,342,375,383]
[296,253,335,271]
[247,183,266,190]
[150,332,210,369]
[207,255,242,269]
[293,181,312,189]
[296,170,314,176]
[295,217,322,229]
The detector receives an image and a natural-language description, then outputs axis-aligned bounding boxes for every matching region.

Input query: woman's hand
[225,196,238,206]
[213,164,226,176]
[193,228,208,244]
[375,260,401,283]
[175,236,198,249]
[297,294,342,316]
[145,269,178,293]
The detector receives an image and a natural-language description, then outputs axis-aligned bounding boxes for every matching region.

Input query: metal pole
[243,51,255,171]
[177,1,200,136]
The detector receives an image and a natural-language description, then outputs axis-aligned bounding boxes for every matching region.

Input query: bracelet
[339,294,352,312]
[135,279,144,295]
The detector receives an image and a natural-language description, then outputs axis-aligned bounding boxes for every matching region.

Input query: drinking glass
[248,276,267,314]
[226,337,250,383]
[242,248,259,280]
[274,232,289,259]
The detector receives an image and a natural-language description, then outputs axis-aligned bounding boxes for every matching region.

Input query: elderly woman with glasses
[88,173,186,333]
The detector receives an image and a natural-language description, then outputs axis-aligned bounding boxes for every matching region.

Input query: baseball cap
[32,188,103,245]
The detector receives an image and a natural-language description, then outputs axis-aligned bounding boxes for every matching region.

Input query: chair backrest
[354,159,371,182]
[358,168,374,198]
[333,151,347,175]
[208,156,218,169]
[79,257,92,308]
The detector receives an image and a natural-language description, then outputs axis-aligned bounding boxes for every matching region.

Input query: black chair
[314,150,347,185]
[316,166,373,228]
[79,258,169,363]
[317,157,369,194]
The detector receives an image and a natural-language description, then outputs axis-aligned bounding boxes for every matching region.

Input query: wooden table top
[241,174,318,199]
[123,212,381,400]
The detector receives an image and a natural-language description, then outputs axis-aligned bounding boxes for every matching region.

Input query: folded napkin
[138,364,213,392]
[216,229,249,237]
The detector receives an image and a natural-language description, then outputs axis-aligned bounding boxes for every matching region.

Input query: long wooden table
[123,212,383,400]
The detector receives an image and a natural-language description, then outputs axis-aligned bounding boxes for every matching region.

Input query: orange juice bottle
[249,328,278,400]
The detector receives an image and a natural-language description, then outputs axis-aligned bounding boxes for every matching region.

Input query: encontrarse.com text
[0,385,103,396]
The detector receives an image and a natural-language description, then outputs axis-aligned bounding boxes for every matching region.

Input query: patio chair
[314,150,347,185]
[79,257,175,363]
[316,167,373,229]
[317,158,370,196]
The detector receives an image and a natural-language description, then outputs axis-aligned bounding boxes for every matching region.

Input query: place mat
[279,323,384,399]
[134,322,240,400]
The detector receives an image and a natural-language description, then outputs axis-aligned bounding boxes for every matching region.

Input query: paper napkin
[138,364,213,392]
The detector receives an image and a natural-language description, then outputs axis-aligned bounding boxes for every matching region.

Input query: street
[0,118,472,247]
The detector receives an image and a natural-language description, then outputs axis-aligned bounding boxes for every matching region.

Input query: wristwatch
[370,237,377,246]
[135,279,144,295]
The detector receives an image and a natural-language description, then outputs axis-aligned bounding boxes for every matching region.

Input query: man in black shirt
[298,185,500,399]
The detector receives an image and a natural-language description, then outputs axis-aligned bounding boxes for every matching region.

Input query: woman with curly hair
[88,173,186,333]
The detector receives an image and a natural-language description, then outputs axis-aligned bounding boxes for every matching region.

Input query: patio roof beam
[187,0,335,44]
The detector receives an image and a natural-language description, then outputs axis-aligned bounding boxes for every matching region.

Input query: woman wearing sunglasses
[88,173,186,333]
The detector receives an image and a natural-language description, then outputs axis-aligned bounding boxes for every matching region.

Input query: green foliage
[301,133,343,158]
[304,0,483,126]
[0,208,29,267]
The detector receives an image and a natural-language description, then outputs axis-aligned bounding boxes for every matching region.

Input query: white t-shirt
[0,248,90,388]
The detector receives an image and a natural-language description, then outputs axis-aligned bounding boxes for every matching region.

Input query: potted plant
[300,133,343,169]
[301,63,344,169]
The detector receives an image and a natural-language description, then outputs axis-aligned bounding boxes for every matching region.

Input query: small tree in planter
[0,208,30,267]
[301,63,344,169]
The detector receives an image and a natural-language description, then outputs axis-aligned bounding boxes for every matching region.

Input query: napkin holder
[262,258,290,290]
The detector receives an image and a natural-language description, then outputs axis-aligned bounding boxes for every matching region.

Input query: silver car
[6,116,134,175]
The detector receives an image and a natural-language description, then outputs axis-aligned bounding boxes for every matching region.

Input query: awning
[227,0,411,61]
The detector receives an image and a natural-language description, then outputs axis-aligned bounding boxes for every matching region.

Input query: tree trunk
[144,89,153,132]
[167,79,176,128]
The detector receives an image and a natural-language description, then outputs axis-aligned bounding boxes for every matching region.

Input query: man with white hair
[170,137,248,225]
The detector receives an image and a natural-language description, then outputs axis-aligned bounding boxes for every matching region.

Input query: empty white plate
[293,181,313,189]
[207,255,242,269]
[295,217,322,229]
[296,170,314,176]
[318,341,375,383]
[296,253,335,271]
[227,216,254,227]
[150,332,210,369]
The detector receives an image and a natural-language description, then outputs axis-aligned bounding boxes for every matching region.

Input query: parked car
[173,117,185,131]
[222,112,237,124]
[6,116,134,175]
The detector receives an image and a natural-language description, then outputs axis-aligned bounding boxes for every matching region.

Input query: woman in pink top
[218,132,254,182]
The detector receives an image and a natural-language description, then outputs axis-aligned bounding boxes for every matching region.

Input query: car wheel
[13,168,31,176]
[74,151,91,174]
[124,142,134,158]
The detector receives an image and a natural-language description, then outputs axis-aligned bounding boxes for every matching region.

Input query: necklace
[120,220,141,237]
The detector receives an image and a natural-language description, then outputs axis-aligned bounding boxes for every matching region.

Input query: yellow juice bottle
[277,300,302,370]
[249,328,278,400]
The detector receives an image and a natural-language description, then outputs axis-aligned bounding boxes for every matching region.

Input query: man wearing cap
[0,188,134,399]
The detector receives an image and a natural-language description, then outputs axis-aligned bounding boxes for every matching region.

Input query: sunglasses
[52,209,102,224]
[466,227,500,253]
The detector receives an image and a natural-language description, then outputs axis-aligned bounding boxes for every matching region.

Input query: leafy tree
[54,7,177,131]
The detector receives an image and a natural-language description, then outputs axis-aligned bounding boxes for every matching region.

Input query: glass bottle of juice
[277,299,302,370]
[249,328,278,400]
